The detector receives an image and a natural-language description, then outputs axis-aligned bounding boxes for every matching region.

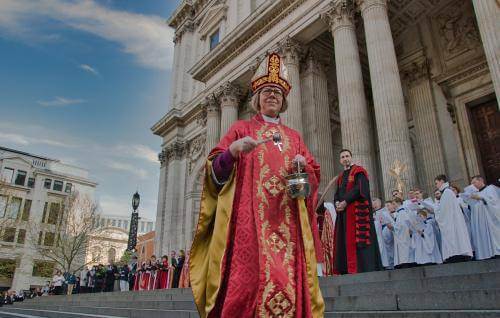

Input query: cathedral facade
[152,0,499,255]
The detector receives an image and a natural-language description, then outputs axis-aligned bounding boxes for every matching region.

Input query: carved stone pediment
[197,1,228,40]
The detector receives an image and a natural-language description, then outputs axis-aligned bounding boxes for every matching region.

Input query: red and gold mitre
[251,53,291,96]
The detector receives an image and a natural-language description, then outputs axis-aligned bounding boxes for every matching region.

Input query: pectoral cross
[272,132,283,152]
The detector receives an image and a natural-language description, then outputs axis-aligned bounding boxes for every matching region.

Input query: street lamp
[127,191,140,252]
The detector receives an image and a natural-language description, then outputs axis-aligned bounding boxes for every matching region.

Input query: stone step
[16,288,500,313]
[1,306,199,318]
[27,290,194,303]
[322,271,500,297]
[16,299,197,311]
[326,289,500,312]
[319,258,500,287]
[3,307,500,318]
[324,310,500,318]
[0,307,127,318]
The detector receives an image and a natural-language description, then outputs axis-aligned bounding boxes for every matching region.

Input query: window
[140,222,145,233]
[44,178,52,189]
[2,227,16,242]
[32,261,54,277]
[44,232,55,246]
[7,197,22,219]
[112,219,116,227]
[0,195,7,218]
[118,220,122,228]
[17,229,26,244]
[27,177,35,188]
[47,203,60,225]
[59,205,65,226]
[41,202,48,223]
[37,231,43,245]
[14,170,27,186]
[209,29,219,50]
[0,260,16,278]
[124,220,129,229]
[22,199,31,221]
[65,183,72,193]
[2,167,14,183]
[53,180,63,191]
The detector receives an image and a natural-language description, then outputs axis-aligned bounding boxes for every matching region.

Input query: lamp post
[127,191,140,252]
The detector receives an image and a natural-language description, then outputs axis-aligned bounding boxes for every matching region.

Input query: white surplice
[393,206,415,266]
[434,183,473,261]
[374,208,390,268]
[470,185,500,258]
[412,217,443,265]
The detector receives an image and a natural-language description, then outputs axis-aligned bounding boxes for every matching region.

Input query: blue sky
[0,0,182,220]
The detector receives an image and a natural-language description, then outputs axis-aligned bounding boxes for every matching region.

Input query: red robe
[333,165,381,274]
[320,210,335,276]
[157,261,170,289]
[191,114,324,318]
[179,255,190,288]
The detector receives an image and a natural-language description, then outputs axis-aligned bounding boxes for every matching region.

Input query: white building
[152,0,500,255]
[84,215,155,267]
[0,146,97,291]
[93,214,154,235]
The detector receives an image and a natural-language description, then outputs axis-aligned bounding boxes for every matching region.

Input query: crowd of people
[363,174,499,270]
[77,250,190,294]
[1,250,191,306]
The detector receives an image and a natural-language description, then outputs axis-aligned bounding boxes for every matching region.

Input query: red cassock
[139,271,151,290]
[133,269,142,291]
[179,255,190,288]
[321,211,336,276]
[198,114,324,318]
[157,261,170,289]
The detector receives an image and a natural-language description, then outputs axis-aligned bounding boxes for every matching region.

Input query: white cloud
[79,64,99,76]
[99,195,131,217]
[0,131,72,148]
[114,144,159,164]
[37,96,86,107]
[0,0,174,70]
[106,161,148,179]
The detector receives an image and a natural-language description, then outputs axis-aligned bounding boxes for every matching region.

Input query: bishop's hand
[229,136,259,158]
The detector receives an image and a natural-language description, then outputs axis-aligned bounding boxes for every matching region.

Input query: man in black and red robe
[333,149,382,274]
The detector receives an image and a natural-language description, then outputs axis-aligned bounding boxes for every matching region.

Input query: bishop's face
[259,86,283,117]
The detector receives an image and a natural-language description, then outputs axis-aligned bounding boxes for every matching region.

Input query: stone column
[301,51,336,190]
[205,95,220,154]
[402,58,446,195]
[180,21,194,104]
[219,82,240,137]
[162,141,185,253]
[11,255,33,291]
[472,0,500,105]
[358,0,416,198]
[154,151,168,257]
[322,0,378,193]
[170,35,181,108]
[279,37,303,133]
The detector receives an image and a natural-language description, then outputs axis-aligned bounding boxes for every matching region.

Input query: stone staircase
[0,258,499,318]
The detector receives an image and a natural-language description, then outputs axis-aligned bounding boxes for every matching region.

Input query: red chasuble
[190,114,324,318]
